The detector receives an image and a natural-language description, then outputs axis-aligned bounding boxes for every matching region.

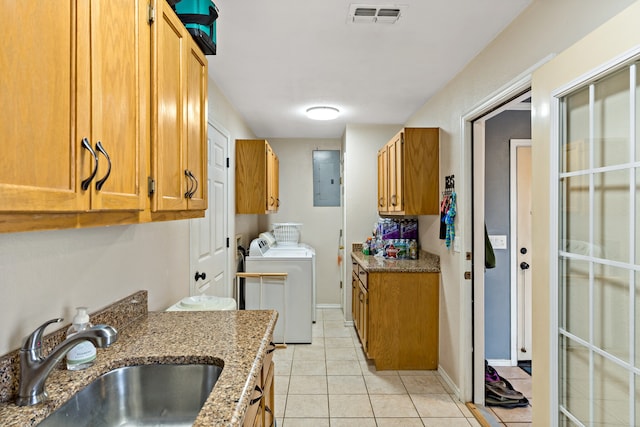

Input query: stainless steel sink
[39,364,223,427]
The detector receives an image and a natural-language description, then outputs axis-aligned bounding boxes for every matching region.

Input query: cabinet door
[236,140,267,214]
[351,267,358,323]
[263,361,275,427]
[88,0,146,211]
[266,145,278,212]
[0,1,89,212]
[272,153,279,211]
[388,132,403,212]
[377,149,388,212]
[358,281,368,350]
[185,40,208,210]
[153,0,189,211]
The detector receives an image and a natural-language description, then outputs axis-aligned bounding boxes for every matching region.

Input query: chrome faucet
[16,318,118,406]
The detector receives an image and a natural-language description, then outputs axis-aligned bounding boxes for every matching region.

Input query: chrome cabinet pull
[80,138,99,191]
[94,141,111,191]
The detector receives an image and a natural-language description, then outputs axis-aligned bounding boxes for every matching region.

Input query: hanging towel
[444,192,456,248]
[439,195,449,240]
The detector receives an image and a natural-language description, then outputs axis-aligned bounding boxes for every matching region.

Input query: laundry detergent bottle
[66,307,97,370]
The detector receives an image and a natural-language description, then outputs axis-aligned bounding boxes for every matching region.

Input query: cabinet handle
[390,195,397,206]
[267,341,276,354]
[184,170,194,198]
[379,197,384,207]
[80,138,99,191]
[185,170,198,199]
[249,384,263,405]
[189,171,198,198]
[359,293,364,302]
[94,141,111,191]
[265,405,275,427]
[276,198,280,207]
[269,196,275,206]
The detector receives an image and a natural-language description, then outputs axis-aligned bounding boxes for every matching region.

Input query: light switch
[488,235,507,250]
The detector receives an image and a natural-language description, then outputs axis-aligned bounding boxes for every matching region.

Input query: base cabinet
[352,261,439,370]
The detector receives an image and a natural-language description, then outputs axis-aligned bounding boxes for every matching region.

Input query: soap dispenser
[66,307,97,370]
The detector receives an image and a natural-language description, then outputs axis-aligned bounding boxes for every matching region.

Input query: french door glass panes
[558,61,639,426]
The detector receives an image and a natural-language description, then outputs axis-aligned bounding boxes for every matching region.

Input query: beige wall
[260,138,343,306]
[342,124,402,320]
[0,78,254,356]
[403,0,636,409]
[531,2,640,424]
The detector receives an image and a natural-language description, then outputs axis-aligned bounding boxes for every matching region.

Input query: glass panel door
[557,61,639,426]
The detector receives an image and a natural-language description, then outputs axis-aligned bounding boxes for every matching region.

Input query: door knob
[195,271,207,281]
[520,262,530,270]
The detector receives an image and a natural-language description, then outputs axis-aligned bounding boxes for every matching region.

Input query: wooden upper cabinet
[236,139,279,214]
[184,38,208,210]
[152,0,208,212]
[377,128,439,216]
[0,0,146,212]
[87,0,147,211]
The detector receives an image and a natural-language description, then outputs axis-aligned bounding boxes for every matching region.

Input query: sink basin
[39,364,223,427]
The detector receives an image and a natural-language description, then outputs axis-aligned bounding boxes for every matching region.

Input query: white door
[510,140,532,362]
[190,122,229,297]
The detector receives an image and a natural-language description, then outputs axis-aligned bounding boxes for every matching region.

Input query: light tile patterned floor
[273,308,484,427]
[487,366,532,426]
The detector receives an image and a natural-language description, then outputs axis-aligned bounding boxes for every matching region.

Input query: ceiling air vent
[348,4,407,24]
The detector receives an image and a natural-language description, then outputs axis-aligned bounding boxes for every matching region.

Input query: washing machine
[244,235,315,343]
[257,231,317,322]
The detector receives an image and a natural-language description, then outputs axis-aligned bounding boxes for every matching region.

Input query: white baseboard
[316,303,342,309]
[486,358,514,367]
[438,365,462,400]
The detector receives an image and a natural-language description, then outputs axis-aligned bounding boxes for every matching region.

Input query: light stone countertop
[351,250,440,273]
[0,310,278,427]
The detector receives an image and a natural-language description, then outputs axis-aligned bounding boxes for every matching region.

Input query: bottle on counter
[362,239,370,255]
[409,240,418,260]
[66,307,97,371]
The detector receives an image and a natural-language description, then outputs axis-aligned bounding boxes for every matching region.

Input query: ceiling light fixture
[306,106,340,121]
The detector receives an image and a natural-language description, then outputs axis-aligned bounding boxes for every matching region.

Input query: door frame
[510,139,532,365]
[461,54,553,404]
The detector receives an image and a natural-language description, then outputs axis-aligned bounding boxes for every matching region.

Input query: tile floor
[486,365,532,426]
[273,308,504,427]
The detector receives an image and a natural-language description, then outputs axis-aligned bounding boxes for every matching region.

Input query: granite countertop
[351,250,440,273]
[0,310,278,427]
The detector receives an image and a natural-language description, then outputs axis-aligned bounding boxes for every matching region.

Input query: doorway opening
[471,89,532,412]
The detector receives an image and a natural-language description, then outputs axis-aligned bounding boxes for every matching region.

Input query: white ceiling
[207,0,532,139]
